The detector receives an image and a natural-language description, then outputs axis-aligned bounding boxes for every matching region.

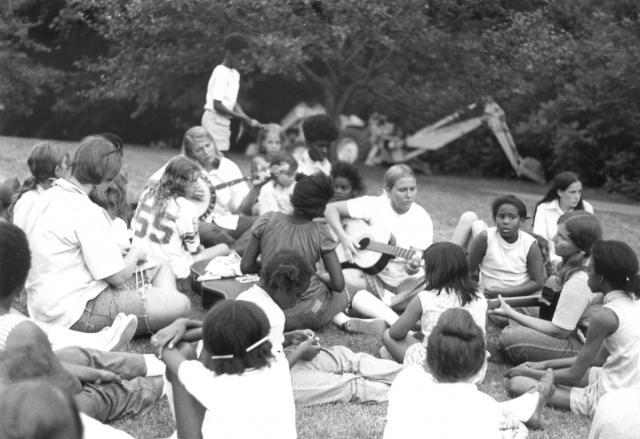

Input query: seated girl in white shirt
[132,156,229,279]
[384,308,556,439]
[256,152,298,216]
[251,124,286,174]
[533,171,594,267]
[159,300,296,439]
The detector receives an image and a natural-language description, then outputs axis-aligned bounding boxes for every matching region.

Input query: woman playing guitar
[325,164,433,313]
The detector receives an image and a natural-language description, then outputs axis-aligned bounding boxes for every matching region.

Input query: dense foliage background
[1,0,639,198]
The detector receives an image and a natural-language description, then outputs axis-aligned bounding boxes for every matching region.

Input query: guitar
[336,219,421,275]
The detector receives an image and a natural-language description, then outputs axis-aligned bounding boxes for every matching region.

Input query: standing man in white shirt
[201,33,262,153]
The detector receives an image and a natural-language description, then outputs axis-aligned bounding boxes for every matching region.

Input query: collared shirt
[24,178,124,327]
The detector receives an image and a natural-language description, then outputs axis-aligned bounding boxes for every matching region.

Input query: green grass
[3,135,639,438]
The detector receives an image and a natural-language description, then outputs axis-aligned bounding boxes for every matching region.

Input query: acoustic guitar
[336,219,421,275]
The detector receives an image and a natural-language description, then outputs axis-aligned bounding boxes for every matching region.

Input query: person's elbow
[104,269,129,287]
[332,278,345,292]
[240,258,257,274]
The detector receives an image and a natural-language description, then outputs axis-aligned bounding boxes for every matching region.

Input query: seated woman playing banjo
[324,164,433,315]
[147,126,267,254]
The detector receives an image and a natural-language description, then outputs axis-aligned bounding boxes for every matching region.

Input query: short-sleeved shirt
[257,181,294,216]
[178,356,296,439]
[203,64,240,117]
[251,212,337,269]
[132,192,200,279]
[552,270,597,331]
[346,195,433,288]
[384,366,502,439]
[23,179,124,327]
[11,185,44,231]
[533,199,594,263]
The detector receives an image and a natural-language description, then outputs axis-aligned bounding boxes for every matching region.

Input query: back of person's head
[331,161,364,199]
[89,170,130,221]
[260,250,314,309]
[202,301,274,375]
[302,114,339,144]
[182,126,213,158]
[0,222,30,300]
[383,164,415,191]
[269,152,298,174]
[71,133,123,186]
[591,240,640,298]
[290,172,334,220]
[223,33,250,54]
[0,380,83,439]
[423,242,479,306]
[146,156,201,214]
[426,308,486,383]
[557,211,601,256]
[26,142,68,185]
[491,194,527,220]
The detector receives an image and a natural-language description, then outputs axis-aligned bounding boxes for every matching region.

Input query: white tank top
[480,227,536,290]
[0,313,30,350]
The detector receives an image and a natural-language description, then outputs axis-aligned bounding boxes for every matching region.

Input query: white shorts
[569,366,603,417]
[202,110,231,152]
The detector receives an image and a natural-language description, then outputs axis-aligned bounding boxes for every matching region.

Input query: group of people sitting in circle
[0,110,638,439]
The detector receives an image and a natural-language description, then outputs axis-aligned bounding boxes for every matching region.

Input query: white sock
[143,354,166,377]
[500,391,540,422]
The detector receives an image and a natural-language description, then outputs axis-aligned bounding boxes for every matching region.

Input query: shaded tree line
[1,0,639,198]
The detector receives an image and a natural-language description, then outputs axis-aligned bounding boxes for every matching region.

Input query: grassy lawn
[3,135,639,438]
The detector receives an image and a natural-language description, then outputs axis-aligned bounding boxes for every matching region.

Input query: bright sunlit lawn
[2,135,639,439]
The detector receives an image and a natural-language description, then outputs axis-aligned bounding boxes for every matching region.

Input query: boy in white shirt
[201,33,261,152]
[297,114,338,176]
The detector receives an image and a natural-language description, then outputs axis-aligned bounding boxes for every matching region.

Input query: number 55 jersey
[131,189,200,279]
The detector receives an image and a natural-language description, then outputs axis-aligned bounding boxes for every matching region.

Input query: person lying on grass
[153,249,403,408]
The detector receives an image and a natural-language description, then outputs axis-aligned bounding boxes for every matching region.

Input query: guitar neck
[213,176,253,191]
[365,241,414,259]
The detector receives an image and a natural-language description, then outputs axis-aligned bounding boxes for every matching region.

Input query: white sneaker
[103,313,138,351]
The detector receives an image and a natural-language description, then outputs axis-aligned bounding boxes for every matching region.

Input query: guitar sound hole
[359,238,370,250]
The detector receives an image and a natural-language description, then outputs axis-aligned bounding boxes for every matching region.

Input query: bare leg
[450,211,488,250]
[382,328,420,363]
[507,373,571,412]
[151,261,178,291]
[138,287,191,336]
[351,290,399,326]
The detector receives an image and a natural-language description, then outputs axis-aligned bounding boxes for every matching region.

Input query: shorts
[71,266,159,334]
[202,110,231,152]
[569,367,603,417]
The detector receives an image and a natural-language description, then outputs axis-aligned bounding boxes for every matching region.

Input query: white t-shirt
[178,358,296,439]
[552,270,594,331]
[23,179,124,327]
[11,185,44,231]
[384,366,502,439]
[297,150,331,176]
[532,199,593,263]
[347,194,433,287]
[479,227,536,291]
[203,64,240,120]
[236,285,286,355]
[257,181,294,216]
[148,157,249,230]
[131,192,200,279]
[589,386,640,439]
[416,289,487,344]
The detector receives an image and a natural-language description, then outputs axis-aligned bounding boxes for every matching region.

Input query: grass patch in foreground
[3,136,632,438]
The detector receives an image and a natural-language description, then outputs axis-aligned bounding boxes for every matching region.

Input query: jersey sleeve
[176,198,201,253]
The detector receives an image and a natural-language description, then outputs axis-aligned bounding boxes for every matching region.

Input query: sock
[143,354,166,377]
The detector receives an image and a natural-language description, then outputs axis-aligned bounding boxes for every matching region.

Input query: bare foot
[525,368,555,430]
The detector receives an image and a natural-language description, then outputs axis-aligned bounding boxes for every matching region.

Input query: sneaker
[342,318,387,335]
[104,313,138,352]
